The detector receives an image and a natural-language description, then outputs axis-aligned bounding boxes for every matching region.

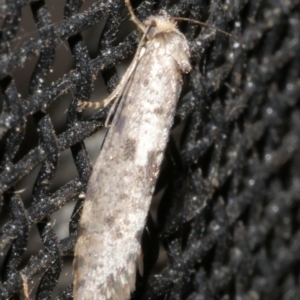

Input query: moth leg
[77,88,118,112]
[137,249,144,276]
[78,1,152,113]
[104,27,152,127]
[20,272,30,300]
[77,67,132,112]
[77,29,149,113]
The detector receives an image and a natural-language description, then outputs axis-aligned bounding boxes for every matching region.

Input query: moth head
[144,15,178,38]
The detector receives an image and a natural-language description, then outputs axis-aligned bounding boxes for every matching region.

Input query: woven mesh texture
[1,0,300,299]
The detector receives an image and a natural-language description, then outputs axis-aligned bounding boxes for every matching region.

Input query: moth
[73,0,233,299]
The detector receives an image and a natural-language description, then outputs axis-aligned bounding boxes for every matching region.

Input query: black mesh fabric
[1,0,300,299]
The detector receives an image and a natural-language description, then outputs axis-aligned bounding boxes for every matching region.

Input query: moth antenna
[171,17,239,41]
[125,0,147,34]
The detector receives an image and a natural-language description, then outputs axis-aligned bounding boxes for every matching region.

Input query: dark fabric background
[0,0,300,299]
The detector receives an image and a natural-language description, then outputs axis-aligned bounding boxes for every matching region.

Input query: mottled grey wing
[73,38,183,300]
